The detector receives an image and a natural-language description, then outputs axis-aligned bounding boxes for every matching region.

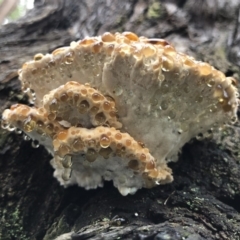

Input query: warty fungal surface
[2,32,238,195]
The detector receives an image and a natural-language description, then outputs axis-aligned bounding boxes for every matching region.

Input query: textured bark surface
[0,0,240,239]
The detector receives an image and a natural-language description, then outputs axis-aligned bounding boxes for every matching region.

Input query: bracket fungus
[2,32,239,195]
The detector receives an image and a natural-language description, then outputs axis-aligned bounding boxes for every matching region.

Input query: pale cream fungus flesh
[2,32,238,195]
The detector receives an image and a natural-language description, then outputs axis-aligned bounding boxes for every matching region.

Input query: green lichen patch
[146,1,166,21]
[0,207,29,240]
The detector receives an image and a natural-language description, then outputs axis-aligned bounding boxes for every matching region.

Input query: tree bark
[0,0,240,239]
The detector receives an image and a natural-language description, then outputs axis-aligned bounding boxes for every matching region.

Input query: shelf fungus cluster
[2,32,238,195]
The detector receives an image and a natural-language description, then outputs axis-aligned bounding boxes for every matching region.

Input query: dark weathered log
[0,1,239,239]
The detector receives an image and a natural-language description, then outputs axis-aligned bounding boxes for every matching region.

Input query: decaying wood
[0,1,240,239]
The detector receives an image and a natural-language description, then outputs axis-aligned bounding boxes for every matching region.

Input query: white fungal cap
[2,32,238,195]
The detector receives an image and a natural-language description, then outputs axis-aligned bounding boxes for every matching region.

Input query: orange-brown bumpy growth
[2,32,238,195]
